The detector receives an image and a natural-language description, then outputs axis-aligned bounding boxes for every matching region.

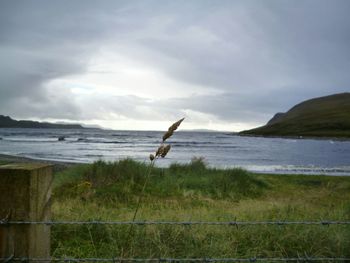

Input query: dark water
[0,128,350,175]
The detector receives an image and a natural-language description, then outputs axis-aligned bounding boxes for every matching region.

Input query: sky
[0,0,349,131]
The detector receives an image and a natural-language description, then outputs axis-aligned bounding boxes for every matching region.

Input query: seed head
[155,145,165,157]
[149,154,155,161]
[162,117,185,142]
[162,130,173,142]
[161,144,171,158]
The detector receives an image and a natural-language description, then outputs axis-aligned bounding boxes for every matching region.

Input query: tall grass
[53,158,267,203]
[52,159,350,259]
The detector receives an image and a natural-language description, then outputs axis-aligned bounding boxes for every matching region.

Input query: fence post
[0,163,52,262]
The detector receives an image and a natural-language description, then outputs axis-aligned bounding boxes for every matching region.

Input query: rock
[58,136,65,141]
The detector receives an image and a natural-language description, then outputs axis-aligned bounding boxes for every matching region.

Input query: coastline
[237,133,350,141]
[1,153,349,177]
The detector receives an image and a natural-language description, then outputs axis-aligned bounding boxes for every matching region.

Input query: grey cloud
[0,0,349,127]
[77,95,179,122]
[136,1,350,92]
[76,90,306,126]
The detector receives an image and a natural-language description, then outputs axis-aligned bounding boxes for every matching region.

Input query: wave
[239,165,350,176]
[1,137,132,144]
[75,138,129,144]
[110,133,150,138]
[2,138,58,143]
[84,154,104,157]
[170,141,219,145]
[172,143,240,148]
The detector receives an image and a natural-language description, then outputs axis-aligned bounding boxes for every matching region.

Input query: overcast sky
[0,0,349,131]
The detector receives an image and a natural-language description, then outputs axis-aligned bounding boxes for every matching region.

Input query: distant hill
[0,115,85,129]
[240,93,350,138]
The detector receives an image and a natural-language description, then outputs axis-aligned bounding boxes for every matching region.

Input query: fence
[1,163,350,262]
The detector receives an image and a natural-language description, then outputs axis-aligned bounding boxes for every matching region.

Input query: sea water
[0,128,349,176]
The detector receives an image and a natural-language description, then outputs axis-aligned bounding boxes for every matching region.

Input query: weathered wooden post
[0,163,52,262]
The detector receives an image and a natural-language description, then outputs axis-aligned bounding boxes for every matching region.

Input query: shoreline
[237,133,350,141]
[1,153,349,177]
[0,153,79,172]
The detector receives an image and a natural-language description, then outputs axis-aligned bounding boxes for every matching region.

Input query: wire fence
[2,220,350,262]
[1,220,350,226]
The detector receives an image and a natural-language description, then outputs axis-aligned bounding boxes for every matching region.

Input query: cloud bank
[1,0,349,130]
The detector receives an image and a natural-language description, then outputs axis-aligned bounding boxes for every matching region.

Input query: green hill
[0,115,84,129]
[240,93,350,138]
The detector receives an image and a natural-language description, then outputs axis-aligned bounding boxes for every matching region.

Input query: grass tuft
[52,159,350,259]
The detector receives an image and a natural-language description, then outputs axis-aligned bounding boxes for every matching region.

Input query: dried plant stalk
[132,118,184,221]
[122,117,185,258]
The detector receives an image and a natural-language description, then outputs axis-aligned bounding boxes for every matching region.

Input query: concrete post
[0,163,52,262]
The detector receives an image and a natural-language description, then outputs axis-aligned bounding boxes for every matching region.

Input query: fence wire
[1,257,350,262]
[1,220,350,226]
[2,221,349,262]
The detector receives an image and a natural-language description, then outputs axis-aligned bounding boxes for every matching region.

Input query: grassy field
[50,158,350,259]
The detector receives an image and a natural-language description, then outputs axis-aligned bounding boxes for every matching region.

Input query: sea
[0,128,350,176]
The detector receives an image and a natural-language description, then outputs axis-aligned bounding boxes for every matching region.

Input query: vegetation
[0,115,84,129]
[51,158,350,259]
[240,93,350,138]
